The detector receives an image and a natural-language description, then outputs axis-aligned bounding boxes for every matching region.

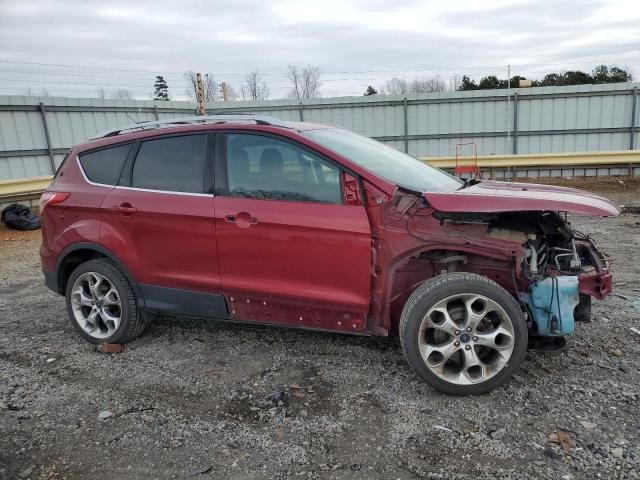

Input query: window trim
[76,142,134,187]
[215,130,348,205]
[118,141,141,188]
[126,132,212,196]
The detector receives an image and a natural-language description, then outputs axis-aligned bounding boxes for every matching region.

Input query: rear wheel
[400,273,527,395]
[65,258,145,344]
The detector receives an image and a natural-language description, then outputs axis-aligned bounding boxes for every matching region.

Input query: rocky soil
[1,193,639,479]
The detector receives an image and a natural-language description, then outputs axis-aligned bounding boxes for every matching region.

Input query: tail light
[40,191,70,213]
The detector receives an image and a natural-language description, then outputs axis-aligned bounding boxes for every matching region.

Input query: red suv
[40,115,618,394]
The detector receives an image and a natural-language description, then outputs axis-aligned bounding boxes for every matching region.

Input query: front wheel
[65,258,145,344]
[399,273,527,395]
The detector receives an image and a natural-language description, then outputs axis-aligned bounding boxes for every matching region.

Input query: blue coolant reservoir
[521,276,580,336]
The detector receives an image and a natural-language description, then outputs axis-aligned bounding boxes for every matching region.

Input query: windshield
[302,128,463,192]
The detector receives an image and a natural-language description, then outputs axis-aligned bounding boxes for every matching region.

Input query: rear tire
[65,258,145,344]
[399,273,527,395]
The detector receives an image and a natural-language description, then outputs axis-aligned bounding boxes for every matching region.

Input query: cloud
[0,0,637,99]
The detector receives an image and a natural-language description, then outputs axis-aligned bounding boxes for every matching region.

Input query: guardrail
[0,151,638,209]
[421,150,640,180]
[0,176,51,209]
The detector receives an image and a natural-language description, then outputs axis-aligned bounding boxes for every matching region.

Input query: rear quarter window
[131,135,207,194]
[79,144,131,185]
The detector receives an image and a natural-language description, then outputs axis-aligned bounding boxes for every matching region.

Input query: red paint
[39,160,109,272]
[40,121,618,336]
[39,191,70,212]
[424,180,620,216]
[100,188,220,293]
[579,271,612,300]
[214,196,371,332]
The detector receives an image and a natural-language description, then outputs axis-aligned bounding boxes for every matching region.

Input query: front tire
[399,273,527,395]
[65,258,144,344]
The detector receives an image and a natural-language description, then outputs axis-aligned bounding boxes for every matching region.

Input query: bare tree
[96,87,107,99]
[111,89,134,100]
[382,76,447,95]
[225,83,240,101]
[23,88,50,97]
[409,76,448,93]
[287,65,322,99]
[287,66,303,99]
[381,77,408,95]
[183,70,217,102]
[241,70,269,101]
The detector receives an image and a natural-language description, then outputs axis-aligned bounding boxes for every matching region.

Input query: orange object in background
[454,142,480,178]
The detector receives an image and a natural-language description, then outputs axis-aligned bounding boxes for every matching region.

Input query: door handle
[226,212,257,228]
[110,204,137,215]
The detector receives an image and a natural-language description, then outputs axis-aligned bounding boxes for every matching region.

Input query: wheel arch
[386,245,521,334]
[54,242,145,306]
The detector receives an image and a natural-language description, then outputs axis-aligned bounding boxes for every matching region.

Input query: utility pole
[506,64,511,154]
[221,82,229,102]
[196,72,206,116]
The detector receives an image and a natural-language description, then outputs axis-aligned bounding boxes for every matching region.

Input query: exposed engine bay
[430,210,610,337]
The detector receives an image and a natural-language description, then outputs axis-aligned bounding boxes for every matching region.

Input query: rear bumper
[43,270,59,295]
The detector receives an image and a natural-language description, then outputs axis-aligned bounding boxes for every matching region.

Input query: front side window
[225,133,341,204]
[79,144,131,185]
[132,135,207,193]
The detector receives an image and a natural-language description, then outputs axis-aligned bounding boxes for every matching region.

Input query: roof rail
[90,114,293,139]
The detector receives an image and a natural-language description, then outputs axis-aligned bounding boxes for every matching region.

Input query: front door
[101,133,225,318]
[213,131,371,333]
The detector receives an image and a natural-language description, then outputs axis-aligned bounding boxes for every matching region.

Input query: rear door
[213,131,372,333]
[100,133,225,317]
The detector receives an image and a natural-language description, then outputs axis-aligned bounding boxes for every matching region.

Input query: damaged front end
[374,183,617,342]
[413,181,619,341]
[515,212,612,337]
[426,209,613,337]
[434,212,612,337]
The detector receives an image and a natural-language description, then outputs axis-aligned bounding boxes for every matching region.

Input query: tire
[65,258,145,344]
[399,273,527,395]
[574,294,591,322]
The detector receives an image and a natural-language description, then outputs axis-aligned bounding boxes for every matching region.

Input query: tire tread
[399,272,527,395]
[65,258,145,344]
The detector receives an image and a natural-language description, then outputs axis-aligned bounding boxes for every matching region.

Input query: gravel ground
[1,190,639,479]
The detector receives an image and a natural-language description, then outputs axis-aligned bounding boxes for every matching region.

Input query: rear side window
[132,135,207,194]
[79,144,131,185]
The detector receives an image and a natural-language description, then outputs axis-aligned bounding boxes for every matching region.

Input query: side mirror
[342,172,361,206]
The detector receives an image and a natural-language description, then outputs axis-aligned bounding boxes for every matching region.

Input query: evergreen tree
[592,65,633,84]
[153,76,170,101]
[364,85,378,96]
[478,75,506,89]
[458,75,478,91]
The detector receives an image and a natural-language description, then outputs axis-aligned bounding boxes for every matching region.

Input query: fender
[53,242,147,308]
[379,243,524,333]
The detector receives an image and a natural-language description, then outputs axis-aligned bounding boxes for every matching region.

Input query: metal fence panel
[0,110,47,151]
[0,82,638,181]
[0,154,55,179]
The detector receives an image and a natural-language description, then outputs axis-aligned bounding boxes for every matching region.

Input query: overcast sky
[0,0,638,100]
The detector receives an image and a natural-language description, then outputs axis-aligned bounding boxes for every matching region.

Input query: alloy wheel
[70,271,122,339]
[417,293,515,385]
